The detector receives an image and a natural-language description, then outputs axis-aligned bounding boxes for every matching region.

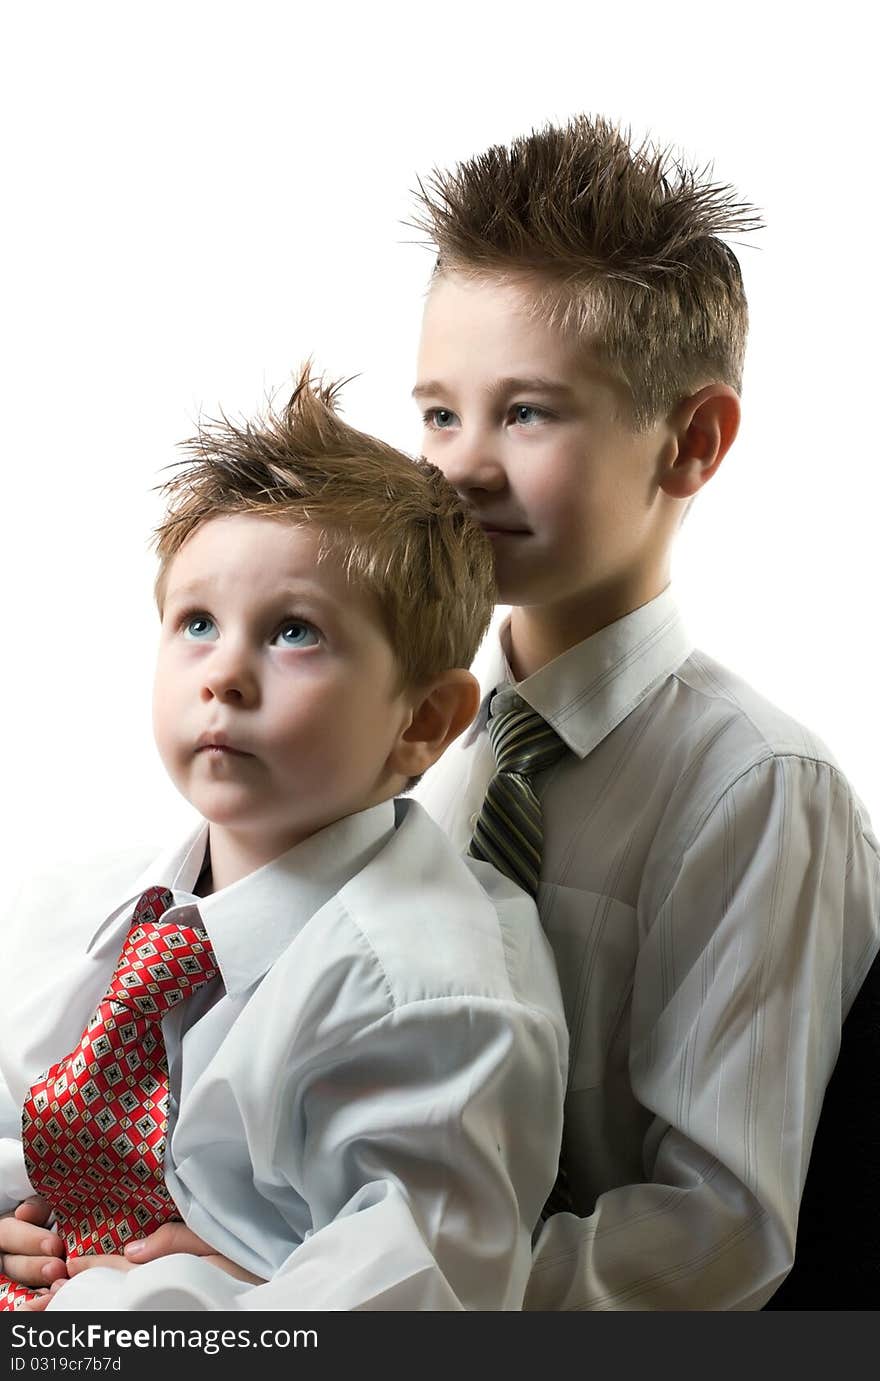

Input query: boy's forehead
[416,271,613,395]
[163,514,335,598]
[421,269,547,333]
[168,510,308,562]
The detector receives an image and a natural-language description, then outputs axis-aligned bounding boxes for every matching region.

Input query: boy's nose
[435,433,507,496]
[200,650,260,707]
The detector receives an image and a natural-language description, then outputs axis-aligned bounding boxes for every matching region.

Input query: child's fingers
[124,1223,214,1262]
[65,1254,134,1275]
[17,1291,53,1312]
[0,1215,66,1289]
[14,1196,53,1227]
[3,1209,65,1260]
[1,1251,66,1289]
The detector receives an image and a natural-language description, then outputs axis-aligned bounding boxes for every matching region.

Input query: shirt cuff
[46,1256,251,1312]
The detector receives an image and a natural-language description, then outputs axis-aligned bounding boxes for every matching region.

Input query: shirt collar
[86,822,212,957]
[466,587,693,760]
[86,801,397,996]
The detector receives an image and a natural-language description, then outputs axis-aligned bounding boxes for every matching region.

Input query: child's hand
[15,1284,59,1312]
[123,1221,215,1264]
[65,1255,137,1275]
[1,1196,67,1289]
[67,1226,265,1286]
[16,1275,70,1311]
[125,1223,264,1283]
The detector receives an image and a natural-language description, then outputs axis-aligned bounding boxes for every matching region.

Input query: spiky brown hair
[153,365,495,688]
[412,116,763,426]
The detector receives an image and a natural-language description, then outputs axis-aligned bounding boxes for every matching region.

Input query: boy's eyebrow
[412,380,447,400]
[412,376,576,400]
[163,578,333,607]
[164,579,210,601]
[489,376,576,399]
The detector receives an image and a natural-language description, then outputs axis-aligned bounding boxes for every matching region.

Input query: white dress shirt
[0,798,568,1311]
[414,588,880,1310]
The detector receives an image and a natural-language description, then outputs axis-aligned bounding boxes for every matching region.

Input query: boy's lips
[194,732,253,758]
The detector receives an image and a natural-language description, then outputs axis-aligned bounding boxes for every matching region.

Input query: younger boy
[410,117,880,1309]
[0,370,568,1312]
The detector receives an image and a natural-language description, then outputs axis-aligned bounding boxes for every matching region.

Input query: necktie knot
[107,886,219,1021]
[468,692,568,898]
[487,695,567,779]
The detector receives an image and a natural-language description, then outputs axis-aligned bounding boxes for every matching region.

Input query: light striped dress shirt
[414,587,880,1310]
[1,800,567,1312]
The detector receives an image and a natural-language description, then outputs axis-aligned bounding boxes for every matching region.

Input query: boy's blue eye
[512,405,546,425]
[424,408,457,429]
[183,615,217,641]
[273,621,319,649]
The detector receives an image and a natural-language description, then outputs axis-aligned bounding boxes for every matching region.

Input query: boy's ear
[659,384,741,500]
[389,670,481,780]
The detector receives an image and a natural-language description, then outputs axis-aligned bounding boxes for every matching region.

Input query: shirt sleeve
[525,753,880,1310]
[49,992,566,1312]
[0,1076,33,1212]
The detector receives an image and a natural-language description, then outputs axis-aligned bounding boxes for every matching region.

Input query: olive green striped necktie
[468,691,568,897]
[470,690,575,1216]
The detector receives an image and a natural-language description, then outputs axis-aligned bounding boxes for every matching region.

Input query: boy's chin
[181,783,267,827]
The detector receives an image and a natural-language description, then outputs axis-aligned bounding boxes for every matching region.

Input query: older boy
[410,117,880,1309]
[0,371,567,1312]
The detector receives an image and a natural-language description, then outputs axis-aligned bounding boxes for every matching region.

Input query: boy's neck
[507,571,670,681]
[199,824,310,895]
[199,796,396,895]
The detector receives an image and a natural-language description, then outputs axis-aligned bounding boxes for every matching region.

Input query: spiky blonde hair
[412,116,762,427]
[153,366,495,688]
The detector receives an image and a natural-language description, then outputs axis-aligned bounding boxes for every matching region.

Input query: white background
[2,1,877,889]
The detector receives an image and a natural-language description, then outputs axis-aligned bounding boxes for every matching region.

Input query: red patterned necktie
[0,886,218,1311]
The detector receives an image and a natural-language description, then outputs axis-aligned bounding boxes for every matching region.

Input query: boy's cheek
[152,699,187,777]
